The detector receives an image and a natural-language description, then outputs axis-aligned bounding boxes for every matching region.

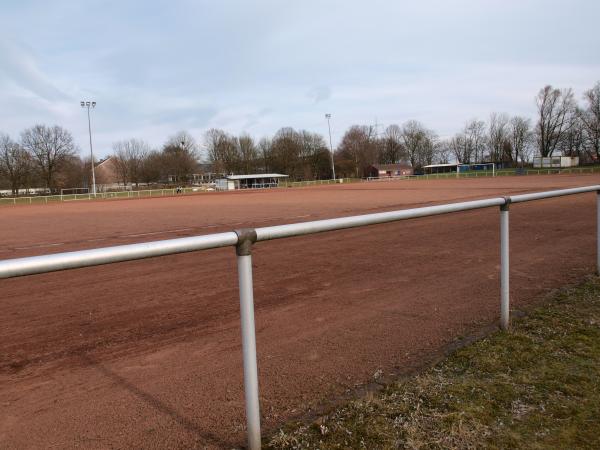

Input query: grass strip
[268,277,600,449]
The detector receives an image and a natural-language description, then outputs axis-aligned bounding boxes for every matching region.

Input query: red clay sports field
[1,174,598,448]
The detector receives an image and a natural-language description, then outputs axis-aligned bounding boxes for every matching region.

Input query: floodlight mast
[81,100,97,196]
[325,113,336,180]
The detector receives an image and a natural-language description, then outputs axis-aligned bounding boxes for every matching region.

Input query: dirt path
[1,174,598,448]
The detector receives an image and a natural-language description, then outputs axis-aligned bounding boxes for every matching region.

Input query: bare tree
[560,112,586,157]
[465,119,487,163]
[204,128,239,174]
[435,140,452,164]
[165,130,198,155]
[258,137,272,173]
[298,130,330,179]
[162,131,199,183]
[488,113,510,162]
[580,81,600,161]
[0,134,32,195]
[20,124,77,191]
[337,125,378,177]
[111,153,129,186]
[113,138,150,187]
[401,120,438,169]
[270,128,303,178]
[57,156,86,190]
[450,119,486,164]
[237,134,258,174]
[535,85,576,157]
[140,151,163,184]
[509,116,532,165]
[450,134,469,164]
[380,125,405,164]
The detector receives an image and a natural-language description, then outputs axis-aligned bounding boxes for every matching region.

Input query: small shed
[533,156,579,168]
[422,163,461,174]
[215,174,289,190]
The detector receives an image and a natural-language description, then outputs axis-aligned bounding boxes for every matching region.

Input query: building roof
[226,173,289,180]
[422,163,459,168]
[96,156,114,167]
[371,163,412,170]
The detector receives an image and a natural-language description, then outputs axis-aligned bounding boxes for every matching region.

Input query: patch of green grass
[268,277,600,449]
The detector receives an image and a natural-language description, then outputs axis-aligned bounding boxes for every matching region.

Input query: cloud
[0,0,598,158]
[0,38,70,102]
[307,86,331,103]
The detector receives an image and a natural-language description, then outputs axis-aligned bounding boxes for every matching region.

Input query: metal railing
[278,178,356,188]
[0,187,203,205]
[1,185,599,449]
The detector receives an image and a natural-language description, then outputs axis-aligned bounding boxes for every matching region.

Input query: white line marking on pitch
[123,231,168,238]
[14,242,65,250]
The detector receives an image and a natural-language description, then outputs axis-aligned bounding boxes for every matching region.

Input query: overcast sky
[1,0,599,158]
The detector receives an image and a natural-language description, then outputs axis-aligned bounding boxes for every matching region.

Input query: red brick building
[366,163,413,178]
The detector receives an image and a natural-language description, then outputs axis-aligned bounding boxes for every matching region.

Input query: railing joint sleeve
[501,197,511,211]
[235,228,257,256]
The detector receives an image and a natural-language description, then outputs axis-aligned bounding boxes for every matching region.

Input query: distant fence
[278,178,360,188]
[1,184,599,449]
[0,187,202,206]
[2,166,599,206]
[366,175,416,182]
[412,165,600,180]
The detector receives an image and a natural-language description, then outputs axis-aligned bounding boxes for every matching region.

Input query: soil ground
[1,174,599,449]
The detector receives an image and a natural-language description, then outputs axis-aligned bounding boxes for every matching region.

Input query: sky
[1,0,599,159]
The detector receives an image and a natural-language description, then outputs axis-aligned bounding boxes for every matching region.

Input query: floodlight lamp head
[80,101,85,107]
[86,101,90,106]
[91,101,96,107]
[325,113,331,119]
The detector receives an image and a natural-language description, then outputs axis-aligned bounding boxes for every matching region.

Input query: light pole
[325,113,336,180]
[81,100,97,195]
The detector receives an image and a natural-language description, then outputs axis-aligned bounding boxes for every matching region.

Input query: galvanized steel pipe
[0,232,239,279]
[500,201,510,330]
[236,253,261,449]
[255,197,507,242]
[509,185,600,204]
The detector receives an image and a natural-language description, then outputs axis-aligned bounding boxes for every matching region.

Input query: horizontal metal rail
[2,184,600,450]
[0,232,238,279]
[0,187,202,206]
[255,197,505,241]
[510,185,599,203]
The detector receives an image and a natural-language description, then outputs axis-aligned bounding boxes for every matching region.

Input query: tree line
[0,128,199,194]
[1,82,599,194]
[202,81,599,178]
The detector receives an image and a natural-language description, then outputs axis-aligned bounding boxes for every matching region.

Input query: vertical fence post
[235,229,261,450]
[597,191,600,275]
[500,198,510,330]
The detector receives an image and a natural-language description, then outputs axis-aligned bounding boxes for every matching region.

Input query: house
[366,163,413,178]
[94,157,122,190]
